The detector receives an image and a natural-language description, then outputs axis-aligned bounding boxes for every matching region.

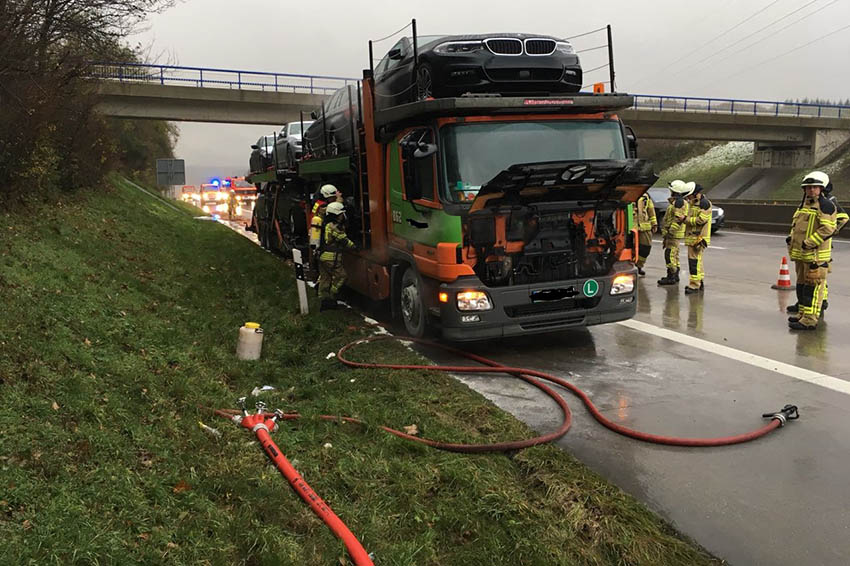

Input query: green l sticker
[583,279,599,297]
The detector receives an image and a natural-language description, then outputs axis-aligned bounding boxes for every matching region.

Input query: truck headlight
[202,205,210,213]
[457,290,492,311]
[610,274,635,295]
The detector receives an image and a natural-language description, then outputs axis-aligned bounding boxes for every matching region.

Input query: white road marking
[617,319,850,395]
[710,246,727,250]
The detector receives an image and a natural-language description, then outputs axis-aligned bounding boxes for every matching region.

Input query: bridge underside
[95,83,327,125]
[94,83,850,167]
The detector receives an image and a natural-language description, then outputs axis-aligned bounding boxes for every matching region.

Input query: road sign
[156,158,186,186]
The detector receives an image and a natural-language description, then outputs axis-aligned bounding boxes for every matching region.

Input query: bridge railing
[631,94,850,119]
[90,63,358,94]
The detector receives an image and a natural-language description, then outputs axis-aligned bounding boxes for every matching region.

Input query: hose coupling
[762,404,800,426]
[237,396,248,416]
[255,401,267,415]
[271,409,285,423]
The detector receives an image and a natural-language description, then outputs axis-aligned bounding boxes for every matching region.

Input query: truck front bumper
[438,262,637,341]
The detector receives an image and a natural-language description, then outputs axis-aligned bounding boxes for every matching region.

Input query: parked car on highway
[274,120,313,170]
[249,134,277,174]
[647,187,726,233]
[373,33,582,109]
[303,84,361,158]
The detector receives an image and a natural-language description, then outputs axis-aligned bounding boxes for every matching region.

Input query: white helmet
[668,179,693,196]
[320,184,338,199]
[800,171,829,188]
[325,201,345,216]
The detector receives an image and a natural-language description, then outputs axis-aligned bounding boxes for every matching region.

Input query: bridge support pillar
[753,129,850,168]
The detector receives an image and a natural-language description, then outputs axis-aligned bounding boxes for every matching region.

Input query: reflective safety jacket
[789,195,837,263]
[634,193,657,232]
[319,220,355,262]
[684,195,712,246]
[309,199,327,248]
[661,196,688,240]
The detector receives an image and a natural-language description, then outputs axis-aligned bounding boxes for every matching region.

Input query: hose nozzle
[762,404,799,426]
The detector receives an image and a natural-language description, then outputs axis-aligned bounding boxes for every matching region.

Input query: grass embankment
[0,178,720,565]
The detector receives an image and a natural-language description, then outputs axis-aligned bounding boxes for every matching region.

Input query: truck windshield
[439,120,627,203]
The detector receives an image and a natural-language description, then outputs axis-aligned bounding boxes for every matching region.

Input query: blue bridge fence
[91,63,849,119]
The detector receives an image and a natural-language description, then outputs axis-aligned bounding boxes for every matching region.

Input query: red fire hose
[335,335,799,449]
[210,334,797,565]
[213,405,374,566]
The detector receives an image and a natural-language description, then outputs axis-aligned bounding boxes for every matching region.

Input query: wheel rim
[417,67,432,100]
[401,282,421,329]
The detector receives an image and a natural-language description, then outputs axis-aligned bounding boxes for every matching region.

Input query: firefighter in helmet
[309,184,342,252]
[318,201,356,311]
[657,180,692,286]
[633,189,658,276]
[683,183,712,294]
[786,171,837,330]
[820,178,848,313]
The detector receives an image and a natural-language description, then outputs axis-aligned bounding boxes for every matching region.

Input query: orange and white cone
[771,256,793,290]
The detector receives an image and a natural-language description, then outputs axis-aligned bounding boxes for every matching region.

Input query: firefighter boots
[657,268,679,286]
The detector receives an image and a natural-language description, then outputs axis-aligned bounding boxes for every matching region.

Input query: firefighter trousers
[687,243,706,289]
[636,230,653,268]
[318,259,347,300]
[663,238,680,270]
[794,260,827,327]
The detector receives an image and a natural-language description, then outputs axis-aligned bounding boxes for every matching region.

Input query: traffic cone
[771,256,793,290]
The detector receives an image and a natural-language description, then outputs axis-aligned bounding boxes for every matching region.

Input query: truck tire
[399,267,427,338]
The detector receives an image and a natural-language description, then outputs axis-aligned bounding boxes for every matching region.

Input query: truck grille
[524,39,556,55]
[485,38,523,55]
[520,314,586,330]
[505,296,602,318]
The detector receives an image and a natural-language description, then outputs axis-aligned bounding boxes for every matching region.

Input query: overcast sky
[129,0,850,184]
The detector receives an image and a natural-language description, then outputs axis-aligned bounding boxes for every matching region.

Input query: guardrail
[91,62,850,119]
[90,63,358,95]
[632,94,850,119]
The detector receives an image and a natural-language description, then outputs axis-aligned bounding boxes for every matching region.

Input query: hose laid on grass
[208,334,797,566]
[213,409,374,566]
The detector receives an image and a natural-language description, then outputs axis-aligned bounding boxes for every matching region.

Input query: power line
[631,0,782,87]
[708,0,841,67]
[706,22,850,86]
[686,0,819,70]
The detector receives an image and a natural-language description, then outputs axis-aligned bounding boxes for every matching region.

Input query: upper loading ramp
[373,93,636,131]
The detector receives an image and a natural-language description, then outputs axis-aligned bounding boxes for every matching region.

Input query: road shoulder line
[618,319,850,395]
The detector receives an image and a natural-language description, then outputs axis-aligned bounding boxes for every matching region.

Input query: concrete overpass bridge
[92,63,850,168]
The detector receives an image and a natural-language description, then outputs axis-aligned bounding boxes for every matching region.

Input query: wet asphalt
[439,231,850,566]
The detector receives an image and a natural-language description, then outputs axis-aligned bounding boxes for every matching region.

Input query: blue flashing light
[210,178,221,187]
[222,178,232,188]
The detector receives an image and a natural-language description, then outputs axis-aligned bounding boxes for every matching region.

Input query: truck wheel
[400,267,427,338]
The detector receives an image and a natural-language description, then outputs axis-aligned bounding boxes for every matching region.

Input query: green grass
[0,177,720,565]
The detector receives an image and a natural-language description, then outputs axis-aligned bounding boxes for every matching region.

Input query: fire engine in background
[181,185,197,203]
[198,181,228,215]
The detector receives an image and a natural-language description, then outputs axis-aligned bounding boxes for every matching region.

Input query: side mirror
[387,48,403,60]
[251,145,259,150]
[310,110,319,120]
[413,143,438,159]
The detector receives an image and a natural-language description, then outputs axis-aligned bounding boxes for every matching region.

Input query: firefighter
[309,184,341,251]
[657,180,693,286]
[786,171,837,330]
[227,190,238,220]
[683,183,712,295]
[318,201,356,311]
[633,190,658,276]
[821,180,848,312]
